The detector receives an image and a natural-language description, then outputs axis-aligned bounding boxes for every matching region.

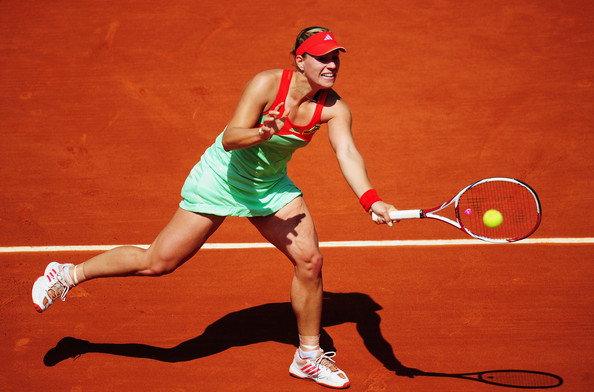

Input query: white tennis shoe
[32,262,75,313]
[289,349,350,389]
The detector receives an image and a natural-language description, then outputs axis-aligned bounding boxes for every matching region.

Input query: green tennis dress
[179,70,328,217]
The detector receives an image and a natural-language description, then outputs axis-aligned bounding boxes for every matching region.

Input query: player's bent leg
[249,197,323,334]
[249,197,350,388]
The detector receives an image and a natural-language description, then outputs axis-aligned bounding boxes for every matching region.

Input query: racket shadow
[43,291,416,376]
[415,369,563,389]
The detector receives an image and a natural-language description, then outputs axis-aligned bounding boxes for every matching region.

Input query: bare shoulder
[241,69,283,109]
[321,89,352,123]
[247,69,284,91]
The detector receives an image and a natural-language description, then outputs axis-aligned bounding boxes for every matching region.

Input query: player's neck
[292,72,320,104]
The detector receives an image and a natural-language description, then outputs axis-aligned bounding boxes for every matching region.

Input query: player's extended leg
[32,208,225,312]
[248,196,350,389]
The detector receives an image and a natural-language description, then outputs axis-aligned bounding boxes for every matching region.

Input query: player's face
[303,50,341,88]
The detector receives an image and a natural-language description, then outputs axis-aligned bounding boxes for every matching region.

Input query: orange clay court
[1,1,593,391]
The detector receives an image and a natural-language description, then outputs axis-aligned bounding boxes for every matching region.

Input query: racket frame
[373,177,542,243]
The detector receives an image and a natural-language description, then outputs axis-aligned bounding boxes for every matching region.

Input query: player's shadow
[44,291,418,376]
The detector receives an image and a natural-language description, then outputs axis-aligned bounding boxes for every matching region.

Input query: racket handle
[372,209,423,222]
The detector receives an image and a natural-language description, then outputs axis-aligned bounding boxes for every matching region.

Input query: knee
[295,251,324,281]
[139,250,179,277]
[146,261,175,277]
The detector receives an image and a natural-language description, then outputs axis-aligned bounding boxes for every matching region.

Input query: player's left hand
[260,102,289,138]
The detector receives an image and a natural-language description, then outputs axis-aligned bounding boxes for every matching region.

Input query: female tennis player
[32,26,396,389]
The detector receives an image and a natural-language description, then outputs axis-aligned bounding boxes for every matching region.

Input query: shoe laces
[313,351,340,373]
[46,270,70,302]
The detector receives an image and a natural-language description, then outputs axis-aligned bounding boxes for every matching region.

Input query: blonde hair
[291,26,331,56]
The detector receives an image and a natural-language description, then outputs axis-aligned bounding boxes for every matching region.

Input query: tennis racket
[420,369,563,388]
[372,177,541,243]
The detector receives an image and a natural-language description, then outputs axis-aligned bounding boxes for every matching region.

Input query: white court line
[1,238,593,253]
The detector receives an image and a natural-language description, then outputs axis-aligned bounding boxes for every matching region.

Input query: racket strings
[457,180,541,242]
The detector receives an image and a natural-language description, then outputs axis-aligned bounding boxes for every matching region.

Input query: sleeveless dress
[179,70,328,217]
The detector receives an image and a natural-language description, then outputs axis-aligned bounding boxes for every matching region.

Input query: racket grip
[372,209,423,222]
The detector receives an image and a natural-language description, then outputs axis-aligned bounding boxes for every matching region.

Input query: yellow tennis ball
[483,209,503,228]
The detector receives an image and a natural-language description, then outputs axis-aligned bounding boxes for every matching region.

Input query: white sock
[73,265,79,285]
[62,264,76,287]
[299,347,318,359]
[298,334,320,359]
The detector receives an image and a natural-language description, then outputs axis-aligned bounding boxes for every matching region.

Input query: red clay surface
[2,1,593,391]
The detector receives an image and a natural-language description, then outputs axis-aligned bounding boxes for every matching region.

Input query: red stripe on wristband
[359,189,382,212]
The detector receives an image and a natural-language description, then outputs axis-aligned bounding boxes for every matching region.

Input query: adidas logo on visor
[324,34,333,40]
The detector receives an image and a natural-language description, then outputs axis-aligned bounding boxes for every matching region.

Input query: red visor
[296,32,346,56]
